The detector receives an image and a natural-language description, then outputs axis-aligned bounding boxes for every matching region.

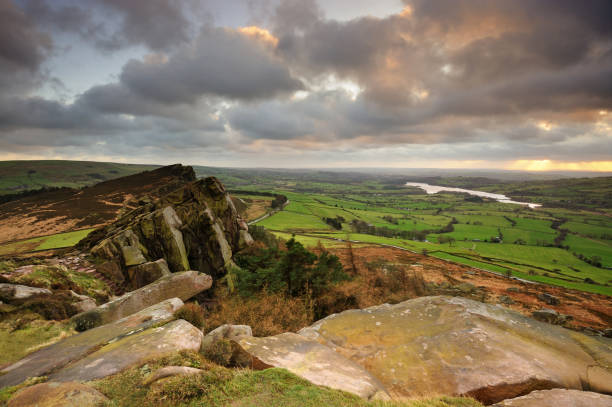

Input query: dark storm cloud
[118,26,303,103]
[0,0,51,71]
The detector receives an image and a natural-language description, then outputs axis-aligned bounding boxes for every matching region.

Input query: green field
[0,229,95,256]
[236,171,612,296]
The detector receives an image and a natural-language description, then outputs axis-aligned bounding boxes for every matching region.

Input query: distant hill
[0,160,160,195]
[0,164,195,244]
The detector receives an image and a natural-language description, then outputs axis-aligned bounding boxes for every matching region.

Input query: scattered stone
[492,389,612,407]
[127,258,171,290]
[69,290,97,313]
[50,319,203,382]
[7,382,108,407]
[537,293,560,306]
[143,366,203,386]
[531,309,572,325]
[0,298,183,388]
[456,282,476,293]
[298,296,612,405]
[70,270,212,329]
[498,295,515,305]
[0,283,51,301]
[506,287,521,293]
[235,332,389,400]
[604,329,612,338]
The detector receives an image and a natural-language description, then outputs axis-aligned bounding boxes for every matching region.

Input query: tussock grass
[91,351,482,407]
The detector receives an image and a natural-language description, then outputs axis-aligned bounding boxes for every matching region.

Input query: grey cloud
[119,26,303,103]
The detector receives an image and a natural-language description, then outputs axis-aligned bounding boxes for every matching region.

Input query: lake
[405,182,542,208]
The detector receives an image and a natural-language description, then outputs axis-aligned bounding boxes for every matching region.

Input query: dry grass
[206,288,313,336]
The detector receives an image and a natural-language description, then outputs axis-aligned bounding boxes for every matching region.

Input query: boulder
[0,298,183,389]
[235,332,389,400]
[69,290,97,313]
[0,283,51,301]
[127,258,171,289]
[50,319,203,382]
[492,389,612,406]
[7,382,108,407]
[143,366,203,386]
[79,177,252,281]
[201,324,253,352]
[537,293,560,306]
[298,296,612,405]
[70,270,211,329]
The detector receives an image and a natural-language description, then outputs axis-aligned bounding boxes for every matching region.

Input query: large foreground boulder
[79,176,252,284]
[235,332,389,400]
[8,382,108,407]
[298,296,612,405]
[492,389,612,406]
[70,270,211,329]
[0,298,183,388]
[50,319,203,382]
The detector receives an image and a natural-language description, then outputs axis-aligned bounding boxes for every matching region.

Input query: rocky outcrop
[235,332,390,400]
[298,296,612,405]
[50,319,203,382]
[0,298,184,388]
[70,270,211,329]
[7,382,108,407]
[79,176,252,289]
[492,389,612,406]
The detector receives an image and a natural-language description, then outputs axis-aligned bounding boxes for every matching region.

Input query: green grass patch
[0,228,95,255]
[92,351,482,407]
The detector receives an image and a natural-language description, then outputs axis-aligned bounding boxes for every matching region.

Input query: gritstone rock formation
[78,174,253,291]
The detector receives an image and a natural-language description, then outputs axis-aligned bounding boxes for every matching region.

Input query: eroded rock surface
[492,389,612,406]
[50,319,203,382]
[298,296,612,404]
[7,382,108,407]
[79,176,252,285]
[70,270,211,328]
[235,332,389,400]
[0,298,183,388]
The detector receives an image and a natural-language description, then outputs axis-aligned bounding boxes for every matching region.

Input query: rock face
[126,258,171,290]
[50,319,203,382]
[492,389,612,407]
[70,270,211,329]
[0,298,183,388]
[298,296,612,405]
[235,332,389,400]
[79,176,252,288]
[7,382,108,407]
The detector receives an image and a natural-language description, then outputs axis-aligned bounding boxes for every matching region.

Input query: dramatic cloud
[0,0,610,168]
[118,26,303,103]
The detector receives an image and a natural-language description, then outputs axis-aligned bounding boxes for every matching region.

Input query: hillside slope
[0,161,160,195]
[0,164,194,244]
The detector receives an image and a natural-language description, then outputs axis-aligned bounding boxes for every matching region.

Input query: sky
[0,0,611,171]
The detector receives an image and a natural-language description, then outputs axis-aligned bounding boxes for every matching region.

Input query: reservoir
[405,182,542,209]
